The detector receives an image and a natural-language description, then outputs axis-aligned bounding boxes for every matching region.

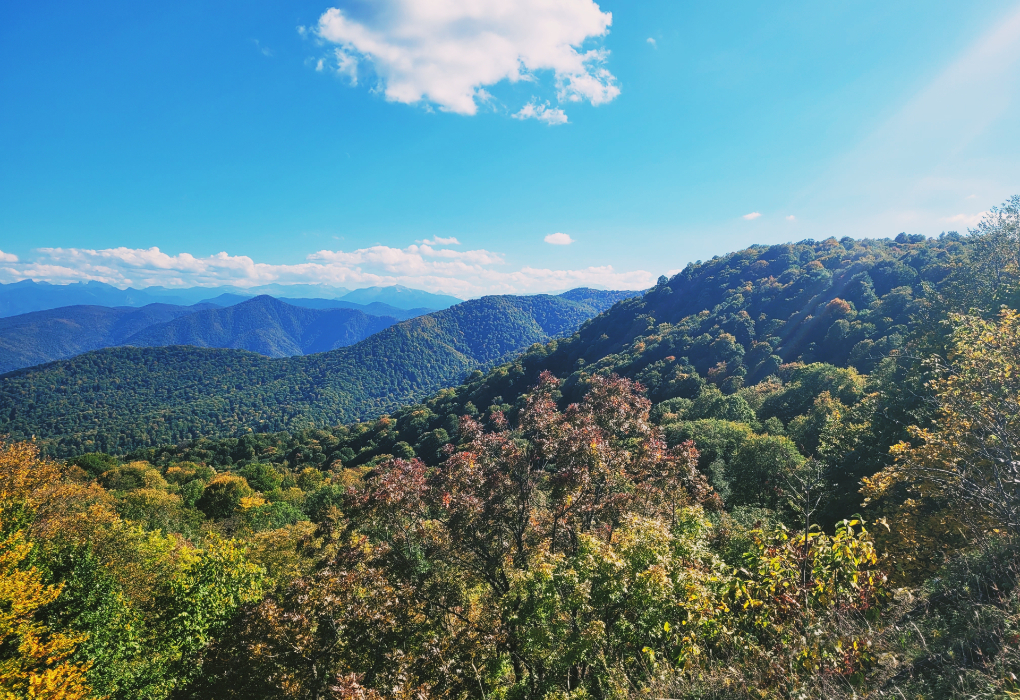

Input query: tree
[726,434,806,513]
[196,475,254,519]
[0,530,95,700]
[863,310,1020,580]
[200,373,722,699]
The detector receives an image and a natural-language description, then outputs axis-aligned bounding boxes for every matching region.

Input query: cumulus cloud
[544,232,575,245]
[514,101,569,125]
[0,240,653,298]
[646,37,657,48]
[743,212,762,220]
[0,250,17,263]
[313,0,620,116]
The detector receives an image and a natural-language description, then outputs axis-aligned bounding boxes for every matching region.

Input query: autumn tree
[0,531,95,700]
[197,373,723,699]
[864,309,1020,580]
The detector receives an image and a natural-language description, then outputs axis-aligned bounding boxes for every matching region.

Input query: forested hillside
[138,231,964,480]
[5,199,1020,700]
[0,291,620,454]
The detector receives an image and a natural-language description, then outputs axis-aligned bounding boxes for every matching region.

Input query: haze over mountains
[0,287,636,375]
[127,296,399,359]
[0,287,639,453]
[0,280,463,317]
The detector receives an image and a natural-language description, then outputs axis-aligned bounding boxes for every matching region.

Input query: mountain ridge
[0,279,463,317]
[0,289,638,453]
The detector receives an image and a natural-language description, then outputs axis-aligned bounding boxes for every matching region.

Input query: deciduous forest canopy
[4,197,1020,699]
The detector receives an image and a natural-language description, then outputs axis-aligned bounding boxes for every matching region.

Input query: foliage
[4,209,1020,697]
[0,530,94,700]
[864,309,1020,581]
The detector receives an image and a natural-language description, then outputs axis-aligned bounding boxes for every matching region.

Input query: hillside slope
[128,235,967,491]
[0,292,607,454]
[0,303,215,373]
[125,296,398,357]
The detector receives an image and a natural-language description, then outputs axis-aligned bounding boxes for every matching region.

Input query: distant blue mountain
[341,285,462,310]
[280,298,435,321]
[0,280,195,316]
[126,296,398,358]
[0,295,403,372]
[0,280,354,317]
[0,302,214,373]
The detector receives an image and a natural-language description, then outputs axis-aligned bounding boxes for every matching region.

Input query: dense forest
[4,197,1020,699]
[0,289,635,455]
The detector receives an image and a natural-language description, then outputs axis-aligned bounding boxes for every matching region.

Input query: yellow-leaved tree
[0,531,95,700]
[864,309,1020,581]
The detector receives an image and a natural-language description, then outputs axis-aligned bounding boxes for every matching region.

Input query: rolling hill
[0,302,217,373]
[125,295,399,357]
[123,234,970,489]
[0,296,413,372]
[0,290,633,454]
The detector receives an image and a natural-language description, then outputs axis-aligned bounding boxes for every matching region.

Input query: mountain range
[0,229,946,459]
[0,296,430,373]
[0,280,463,317]
[0,287,639,453]
[126,296,399,358]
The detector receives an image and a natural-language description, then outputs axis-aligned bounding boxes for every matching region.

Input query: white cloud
[966,194,978,199]
[943,211,988,227]
[313,0,620,116]
[419,236,460,245]
[646,37,657,48]
[0,250,17,263]
[786,215,796,221]
[0,241,654,297]
[544,232,575,245]
[742,212,761,220]
[514,101,569,125]
[333,47,358,84]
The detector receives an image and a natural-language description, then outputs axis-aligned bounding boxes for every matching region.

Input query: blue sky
[1,0,1018,297]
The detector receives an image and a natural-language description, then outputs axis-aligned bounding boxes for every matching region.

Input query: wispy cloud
[312,0,620,117]
[786,215,796,221]
[419,236,460,246]
[743,212,762,220]
[253,39,273,57]
[0,241,652,297]
[332,48,358,85]
[514,102,569,125]
[646,37,657,48]
[544,232,575,245]
[943,211,988,227]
